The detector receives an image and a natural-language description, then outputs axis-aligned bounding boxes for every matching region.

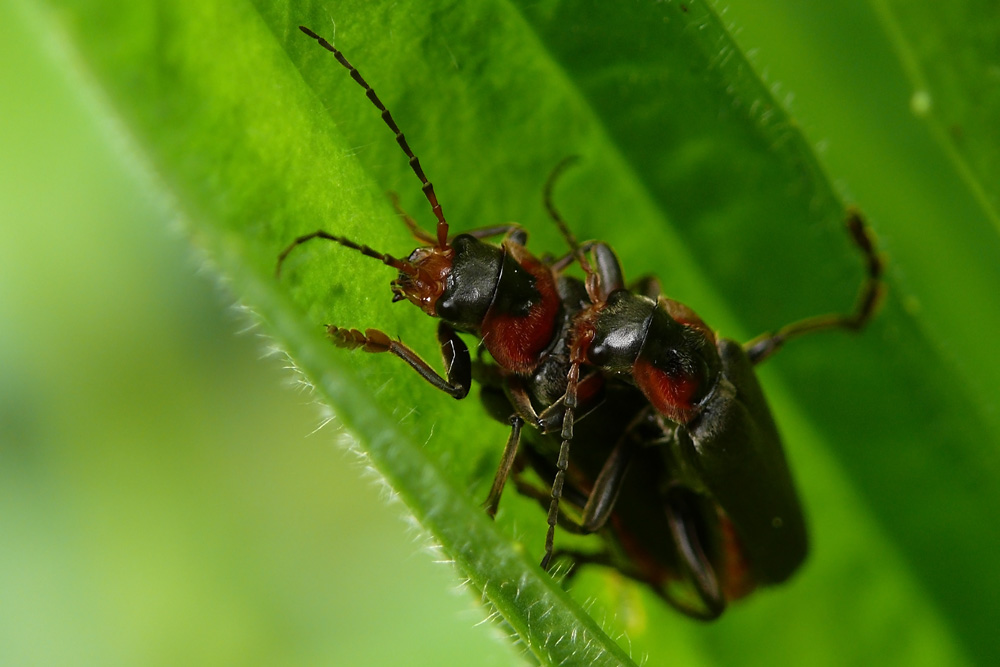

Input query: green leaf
[28,0,998,663]
[872,0,1000,221]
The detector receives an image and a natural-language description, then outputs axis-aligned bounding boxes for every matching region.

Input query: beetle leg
[387,191,436,244]
[547,241,595,272]
[388,189,528,246]
[461,223,526,243]
[533,371,606,433]
[476,369,607,519]
[482,376,576,518]
[548,546,727,619]
[526,401,651,535]
[389,193,526,245]
[476,376,533,518]
[589,243,626,299]
[664,486,726,620]
[550,530,727,621]
[578,407,652,532]
[578,437,636,532]
[745,209,885,365]
[483,415,524,518]
[492,373,582,433]
[505,376,546,428]
[435,322,473,397]
[325,321,471,399]
[483,375,578,519]
[533,400,566,434]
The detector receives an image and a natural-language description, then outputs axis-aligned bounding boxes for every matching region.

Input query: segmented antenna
[276,230,415,279]
[544,156,601,299]
[299,26,449,249]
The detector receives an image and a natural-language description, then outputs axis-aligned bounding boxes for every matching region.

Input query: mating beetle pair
[279,26,884,619]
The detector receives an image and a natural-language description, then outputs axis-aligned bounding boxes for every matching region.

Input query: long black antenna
[299,26,449,249]
[275,230,415,279]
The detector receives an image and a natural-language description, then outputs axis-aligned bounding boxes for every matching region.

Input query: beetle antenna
[545,156,604,300]
[300,26,449,249]
[544,157,584,259]
[744,208,886,364]
[275,230,416,279]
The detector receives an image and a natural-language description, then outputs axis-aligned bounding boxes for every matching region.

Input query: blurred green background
[2,0,997,665]
[0,3,517,665]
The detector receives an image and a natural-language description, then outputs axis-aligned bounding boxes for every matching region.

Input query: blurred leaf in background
[0,2,518,665]
[2,0,998,665]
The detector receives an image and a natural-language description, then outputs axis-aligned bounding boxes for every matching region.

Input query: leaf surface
[31,0,998,663]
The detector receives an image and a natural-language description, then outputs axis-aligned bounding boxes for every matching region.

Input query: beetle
[279,27,610,538]
[279,28,564,398]
[480,173,884,617]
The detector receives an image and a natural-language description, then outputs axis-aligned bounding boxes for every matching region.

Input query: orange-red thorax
[576,291,722,425]
[480,242,562,374]
[393,234,562,376]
